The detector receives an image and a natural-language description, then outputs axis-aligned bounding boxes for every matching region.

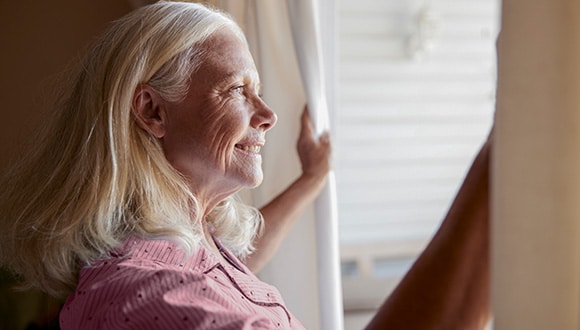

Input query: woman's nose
[252,98,277,131]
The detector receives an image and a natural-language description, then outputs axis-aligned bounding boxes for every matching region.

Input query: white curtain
[210,1,343,329]
[493,0,580,329]
[286,2,343,330]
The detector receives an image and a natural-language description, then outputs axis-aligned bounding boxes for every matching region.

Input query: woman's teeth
[236,144,261,153]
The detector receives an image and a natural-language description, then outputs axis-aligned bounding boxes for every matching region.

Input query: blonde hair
[0,1,263,298]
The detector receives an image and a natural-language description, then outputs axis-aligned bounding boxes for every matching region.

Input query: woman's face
[160,28,277,199]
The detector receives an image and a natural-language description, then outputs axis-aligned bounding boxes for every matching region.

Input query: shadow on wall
[0,0,132,168]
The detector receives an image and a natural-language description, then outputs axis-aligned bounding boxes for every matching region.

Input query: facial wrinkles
[182,28,264,190]
[202,95,241,173]
[203,80,261,176]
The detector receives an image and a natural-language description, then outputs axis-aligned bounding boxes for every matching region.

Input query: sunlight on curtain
[286,1,344,330]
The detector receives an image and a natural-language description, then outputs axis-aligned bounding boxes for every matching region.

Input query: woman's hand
[296,106,332,182]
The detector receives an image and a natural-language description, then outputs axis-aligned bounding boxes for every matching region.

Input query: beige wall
[0,0,132,169]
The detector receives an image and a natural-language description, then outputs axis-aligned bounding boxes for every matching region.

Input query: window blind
[336,0,499,247]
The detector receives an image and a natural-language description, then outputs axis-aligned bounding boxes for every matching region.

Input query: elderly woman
[0,1,490,329]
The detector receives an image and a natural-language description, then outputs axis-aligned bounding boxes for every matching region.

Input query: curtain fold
[286,1,344,330]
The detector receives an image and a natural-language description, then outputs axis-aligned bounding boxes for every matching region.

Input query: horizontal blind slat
[337,0,498,245]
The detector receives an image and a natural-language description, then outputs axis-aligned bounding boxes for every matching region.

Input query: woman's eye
[232,85,245,94]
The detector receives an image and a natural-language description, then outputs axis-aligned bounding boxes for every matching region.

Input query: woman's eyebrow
[214,70,261,91]
[218,69,259,84]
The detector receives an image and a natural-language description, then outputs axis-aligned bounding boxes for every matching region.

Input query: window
[336,0,499,319]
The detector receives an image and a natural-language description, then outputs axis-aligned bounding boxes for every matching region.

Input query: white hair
[0,1,263,298]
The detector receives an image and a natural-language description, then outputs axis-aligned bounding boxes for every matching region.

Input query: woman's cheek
[202,99,246,168]
[207,118,240,170]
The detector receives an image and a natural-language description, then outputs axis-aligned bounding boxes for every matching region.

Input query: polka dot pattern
[59,236,305,329]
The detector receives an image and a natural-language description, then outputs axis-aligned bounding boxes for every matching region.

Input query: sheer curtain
[493,0,580,329]
[286,1,343,330]
[210,1,343,329]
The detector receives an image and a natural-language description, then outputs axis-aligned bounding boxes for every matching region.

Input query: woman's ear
[132,85,166,138]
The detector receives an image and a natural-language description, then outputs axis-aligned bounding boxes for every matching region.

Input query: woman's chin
[246,173,264,188]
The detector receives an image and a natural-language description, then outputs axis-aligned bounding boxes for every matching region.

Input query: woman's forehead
[194,30,258,84]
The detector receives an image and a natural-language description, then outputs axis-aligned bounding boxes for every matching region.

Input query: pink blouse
[59,236,305,329]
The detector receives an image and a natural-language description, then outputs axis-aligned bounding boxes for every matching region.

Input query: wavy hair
[0,1,263,298]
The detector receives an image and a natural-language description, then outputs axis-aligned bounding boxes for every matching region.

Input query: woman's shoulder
[60,236,305,330]
[60,237,216,329]
[78,236,217,285]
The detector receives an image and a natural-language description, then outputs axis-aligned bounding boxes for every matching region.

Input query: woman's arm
[244,107,332,273]
[366,138,491,330]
